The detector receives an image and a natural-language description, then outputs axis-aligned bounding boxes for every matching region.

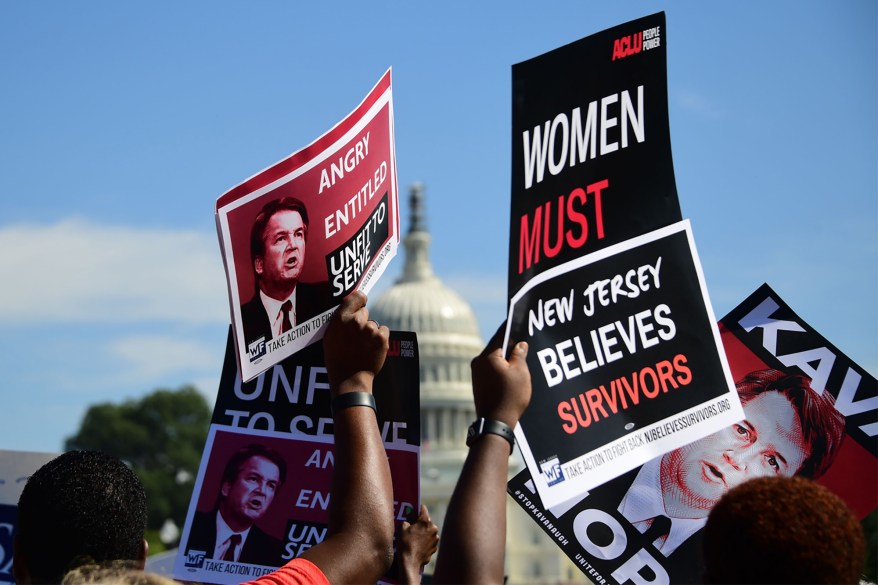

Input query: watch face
[466,420,480,445]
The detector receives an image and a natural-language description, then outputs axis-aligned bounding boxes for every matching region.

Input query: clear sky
[1,1,875,453]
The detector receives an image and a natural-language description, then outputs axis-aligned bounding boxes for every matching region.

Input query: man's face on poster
[660,391,809,518]
[255,209,306,298]
[220,455,281,528]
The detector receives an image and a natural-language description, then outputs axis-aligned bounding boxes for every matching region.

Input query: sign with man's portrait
[174,330,420,585]
[216,69,400,382]
[177,427,419,584]
[508,284,878,584]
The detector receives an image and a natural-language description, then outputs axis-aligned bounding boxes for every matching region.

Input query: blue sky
[1,1,875,453]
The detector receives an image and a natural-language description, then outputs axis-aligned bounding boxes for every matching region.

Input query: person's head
[660,368,845,518]
[702,476,865,584]
[250,197,310,300]
[217,444,286,532]
[14,450,148,585]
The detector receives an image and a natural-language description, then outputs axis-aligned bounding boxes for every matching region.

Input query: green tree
[65,385,211,552]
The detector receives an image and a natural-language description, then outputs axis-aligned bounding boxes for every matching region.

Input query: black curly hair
[16,450,147,584]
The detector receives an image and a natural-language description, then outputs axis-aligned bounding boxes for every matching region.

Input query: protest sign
[217,70,399,382]
[508,284,878,584]
[0,450,58,585]
[509,12,680,299]
[506,220,740,508]
[174,330,419,585]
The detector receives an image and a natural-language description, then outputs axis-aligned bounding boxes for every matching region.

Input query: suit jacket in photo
[510,467,705,584]
[586,468,705,584]
[240,281,334,349]
[185,509,284,568]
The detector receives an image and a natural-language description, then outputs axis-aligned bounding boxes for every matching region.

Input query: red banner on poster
[216,70,399,382]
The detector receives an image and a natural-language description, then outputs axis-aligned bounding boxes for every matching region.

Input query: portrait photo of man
[185,444,287,566]
[616,368,846,556]
[240,196,333,349]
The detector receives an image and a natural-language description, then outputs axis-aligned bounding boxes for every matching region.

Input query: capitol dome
[370,184,483,553]
[371,184,484,412]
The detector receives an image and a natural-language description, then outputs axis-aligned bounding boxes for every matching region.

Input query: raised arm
[299,291,394,583]
[432,324,531,585]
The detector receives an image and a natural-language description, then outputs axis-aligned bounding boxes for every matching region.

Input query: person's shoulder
[242,558,329,585]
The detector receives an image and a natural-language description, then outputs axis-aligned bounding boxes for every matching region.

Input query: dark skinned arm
[432,324,531,585]
[298,291,395,584]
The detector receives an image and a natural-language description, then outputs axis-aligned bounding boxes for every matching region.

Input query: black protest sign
[210,328,419,447]
[509,11,680,299]
[509,221,740,509]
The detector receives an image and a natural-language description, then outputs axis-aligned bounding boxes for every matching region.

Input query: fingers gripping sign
[471,323,532,428]
[323,290,390,395]
[397,503,440,582]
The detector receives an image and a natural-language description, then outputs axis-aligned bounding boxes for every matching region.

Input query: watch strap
[331,391,377,415]
[466,418,515,452]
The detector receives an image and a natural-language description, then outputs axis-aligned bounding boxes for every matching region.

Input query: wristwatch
[466,417,515,451]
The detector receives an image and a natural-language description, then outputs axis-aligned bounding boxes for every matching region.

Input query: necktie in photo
[222,533,242,562]
[280,300,293,333]
[643,514,672,550]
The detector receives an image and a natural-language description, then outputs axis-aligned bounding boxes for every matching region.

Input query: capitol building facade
[370,184,587,584]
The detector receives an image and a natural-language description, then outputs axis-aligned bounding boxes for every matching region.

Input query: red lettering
[612,38,624,61]
[544,196,564,258]
[599,380,628,414]
[612,33,643,61]
[640,367,660,399]
[558,401,577,434]
[674,353,692,384]
[566,187,588,248]
[632,32,643,54]
[557,356,692,435]
[518,206,542,273]
[655,359,676,392]
[619,374,641,406]
[586,388,609,421]
[517,179,609,274]
[573,395,591,428]
[586,178,608,239]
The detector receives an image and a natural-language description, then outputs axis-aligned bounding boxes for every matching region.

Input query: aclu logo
[248,336,266,363]
[540,457,565,486]
[184,549,207,569]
